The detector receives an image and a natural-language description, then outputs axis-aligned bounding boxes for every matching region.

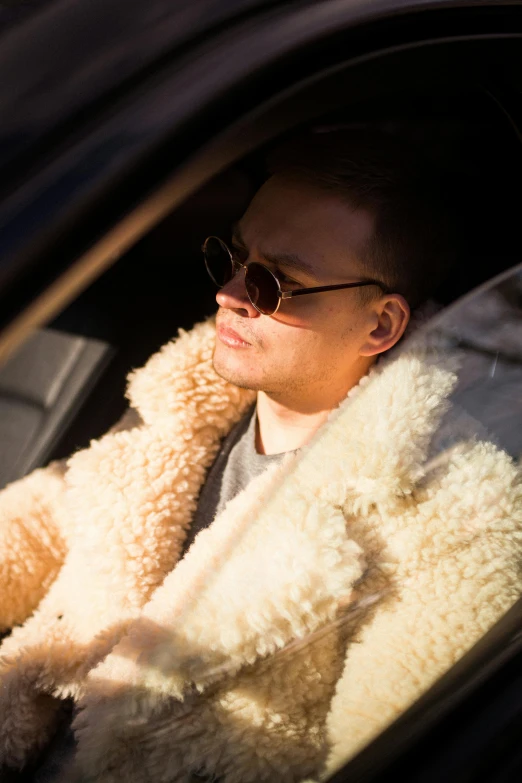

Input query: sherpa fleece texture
[0,318,521,783]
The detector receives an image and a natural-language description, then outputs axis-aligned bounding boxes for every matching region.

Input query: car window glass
[427,265,522,461]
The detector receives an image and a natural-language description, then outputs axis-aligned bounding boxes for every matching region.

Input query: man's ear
[359,294,410,357]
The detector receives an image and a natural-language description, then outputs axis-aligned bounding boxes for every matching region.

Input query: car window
[431,267,522,461]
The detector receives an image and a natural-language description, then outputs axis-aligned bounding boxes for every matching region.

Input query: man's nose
[216,267,260,317]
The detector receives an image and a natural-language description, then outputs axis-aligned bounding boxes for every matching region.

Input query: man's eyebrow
[261,251,316,278]
[231,223,316,277]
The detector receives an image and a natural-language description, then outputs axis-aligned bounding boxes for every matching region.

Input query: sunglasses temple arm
[282,281,382,299]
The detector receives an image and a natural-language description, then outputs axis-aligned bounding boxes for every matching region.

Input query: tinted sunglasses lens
[245,262,280,315]
[204,237,233,287]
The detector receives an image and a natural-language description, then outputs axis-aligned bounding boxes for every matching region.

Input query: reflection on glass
[430,267,522,460]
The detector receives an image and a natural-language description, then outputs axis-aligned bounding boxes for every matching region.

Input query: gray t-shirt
[181,405,286,556]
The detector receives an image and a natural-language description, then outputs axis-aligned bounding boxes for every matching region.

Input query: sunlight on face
[212,176,383,407]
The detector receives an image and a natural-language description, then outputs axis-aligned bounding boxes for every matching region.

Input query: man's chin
[212,352,262,391]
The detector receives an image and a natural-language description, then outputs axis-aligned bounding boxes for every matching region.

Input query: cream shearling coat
[0,318,521,783]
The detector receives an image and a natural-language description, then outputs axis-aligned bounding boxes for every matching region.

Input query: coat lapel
[0,314,465,779]
[62,318,256,622]
[73,323,459,723]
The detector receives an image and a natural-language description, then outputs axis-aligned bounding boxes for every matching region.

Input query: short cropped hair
[268,129,462,309]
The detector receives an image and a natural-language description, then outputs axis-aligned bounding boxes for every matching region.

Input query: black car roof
[0,0,507,174]
[0,0,520,360]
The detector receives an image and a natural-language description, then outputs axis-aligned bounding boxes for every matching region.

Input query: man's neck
[255,394,331,455]
[255,371,370,455]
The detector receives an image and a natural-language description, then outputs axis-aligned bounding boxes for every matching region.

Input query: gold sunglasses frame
[203,236,389,316]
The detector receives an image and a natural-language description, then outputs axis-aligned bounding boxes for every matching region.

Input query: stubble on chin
[212,349,299,397]
[211,348,256,390]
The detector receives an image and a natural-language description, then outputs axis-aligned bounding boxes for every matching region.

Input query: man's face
[213,175,390,406]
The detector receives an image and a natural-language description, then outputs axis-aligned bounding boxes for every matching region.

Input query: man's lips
[217,324,252,348]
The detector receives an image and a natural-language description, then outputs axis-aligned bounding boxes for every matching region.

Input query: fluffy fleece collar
[127,316,458,513]
[68,318,459,738]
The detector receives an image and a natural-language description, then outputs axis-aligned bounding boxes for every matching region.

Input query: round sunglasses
[202,236,389,316]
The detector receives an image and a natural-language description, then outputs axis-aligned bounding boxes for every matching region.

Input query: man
[0,130,520,783]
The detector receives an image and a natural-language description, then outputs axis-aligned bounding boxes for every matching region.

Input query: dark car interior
[3,47,520,483]
[1,8,522,779]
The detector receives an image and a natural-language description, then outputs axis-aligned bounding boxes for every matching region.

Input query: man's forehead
[235,177,375,276]
[233,221,317,277]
